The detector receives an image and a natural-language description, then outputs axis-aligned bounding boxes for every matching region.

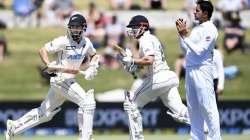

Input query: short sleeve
[87,39,96,56]
[140,39,154,56]
[44,36,65,53]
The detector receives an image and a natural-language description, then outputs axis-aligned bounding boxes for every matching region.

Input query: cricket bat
[112,44,127,56]
[47,66,80,74]
[112,44,137,79]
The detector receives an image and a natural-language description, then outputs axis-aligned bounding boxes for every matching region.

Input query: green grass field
[0,27,250,100]
[1,134,250,140]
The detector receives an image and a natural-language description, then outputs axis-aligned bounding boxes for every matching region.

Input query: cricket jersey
[138,31,170,77]
[180,20,218,67]
[44,35,96,78]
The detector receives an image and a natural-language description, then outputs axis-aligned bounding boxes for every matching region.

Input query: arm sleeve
[87,41,97,57]
[216,51,225,90]
[178,36,188,54]
[140,39,155,56]
[183,27,213,56]
[44,36,65,53]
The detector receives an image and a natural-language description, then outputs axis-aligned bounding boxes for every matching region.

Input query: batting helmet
[127,15,149,30]
[126,15,149,39]
[67,14,87,42]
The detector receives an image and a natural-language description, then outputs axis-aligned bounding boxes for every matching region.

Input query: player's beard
[67,29,83,43]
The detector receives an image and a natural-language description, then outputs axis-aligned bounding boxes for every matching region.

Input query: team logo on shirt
[66,46,76,50]
[206,36,211,41]
[67,54,83,60]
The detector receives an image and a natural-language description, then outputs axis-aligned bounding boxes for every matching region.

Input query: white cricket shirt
[213,49,225,90]
[138,31,169,77]
[180,20,218,67]
[45,35,96,78]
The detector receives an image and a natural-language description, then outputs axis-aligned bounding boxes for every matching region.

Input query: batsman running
[119,15,190,140]
[5,13,99,140]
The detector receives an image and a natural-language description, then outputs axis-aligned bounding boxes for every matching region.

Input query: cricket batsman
[120,15,190,140]
[5,13,99,140]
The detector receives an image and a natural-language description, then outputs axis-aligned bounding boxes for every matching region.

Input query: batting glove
[80,66,98,80]
[122,55,133,63]
[125,48,132,57]
[124,63,137,73]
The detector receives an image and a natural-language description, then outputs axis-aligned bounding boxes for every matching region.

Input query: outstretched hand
[176,18,188,37]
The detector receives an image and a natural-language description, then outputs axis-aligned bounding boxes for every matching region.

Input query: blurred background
[0,0,250,139]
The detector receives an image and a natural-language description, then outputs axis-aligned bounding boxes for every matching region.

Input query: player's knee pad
[82,89,96,111]
[25,107,60,123]
[78,89,96,140]
[124,90,142,118]
[123,92,144,140]
[78,106,95,139]
[77,108,84,131]
[39,107,61,123]
[13,107,61,135]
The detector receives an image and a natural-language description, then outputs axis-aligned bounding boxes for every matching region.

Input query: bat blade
[112,44,138,79]
[47,66,79,74]
[113,44,127,56]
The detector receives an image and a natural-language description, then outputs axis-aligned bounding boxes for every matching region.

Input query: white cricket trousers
[11,76,93,135]
[48,77,87,109]
[185,66,221,140]
[124,70,187,140]
[133,70,186,113]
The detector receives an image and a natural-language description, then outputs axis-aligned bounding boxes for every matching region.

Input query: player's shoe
[78,135,94,140]
[78,137,95,140]
[5,120,14,140]
[166,110,190,125]
[78,131,94,140]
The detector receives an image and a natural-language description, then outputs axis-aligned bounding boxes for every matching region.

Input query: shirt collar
[200,20,212,26]
[143,31,150,36]
[140,30,150,39]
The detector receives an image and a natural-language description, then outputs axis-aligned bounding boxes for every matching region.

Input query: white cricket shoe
[78,137,95,140]
[5,120,14,140]
[78,131,94,140]
[166,110,190,125]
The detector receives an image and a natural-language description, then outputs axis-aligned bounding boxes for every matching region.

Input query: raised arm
[182,28,205,56]
[176,19,216,56]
